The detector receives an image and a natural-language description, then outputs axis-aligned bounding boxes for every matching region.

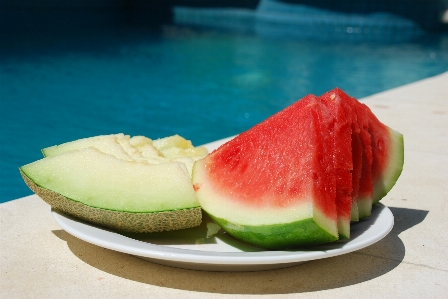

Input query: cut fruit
[320,89,374,220]
[350,130,363,221]
[319,91,354,239]
[193,88,403,249]
[42,133,208,175]
[192,95,339,249]
[367,111,405,203]
[328,88,404,208]
[21,134,207,233]
[42,133,134,161]
[353,101,375,218]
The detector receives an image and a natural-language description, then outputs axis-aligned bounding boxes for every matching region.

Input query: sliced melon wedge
[22,134,208,233]
[42,134,134,161]
[371,126,404,203]
[192,95,339,249]
[21,148,201,232]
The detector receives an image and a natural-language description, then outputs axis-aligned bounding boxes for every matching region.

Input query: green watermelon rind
[373,127,404,203]
[192,155,340,249]
[207,212,339,250]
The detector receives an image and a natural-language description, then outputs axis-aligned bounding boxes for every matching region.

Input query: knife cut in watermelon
[193,95,339,249]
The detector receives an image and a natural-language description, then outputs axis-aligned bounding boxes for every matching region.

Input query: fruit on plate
[319,91,355,239]
[20,134,207,233]
[324,89,404,215]
[367,108,405,204]
[193,95,340,249]
[42,134,208,175]
[319,89,373,222]
[192,89,404,249]
[42,133,135,161]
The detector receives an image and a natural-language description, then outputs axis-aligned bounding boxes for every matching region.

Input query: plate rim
[51,203,393,267]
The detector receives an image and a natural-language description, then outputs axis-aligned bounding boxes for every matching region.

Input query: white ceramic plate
[51,136,394,272]
[52,203,393,271]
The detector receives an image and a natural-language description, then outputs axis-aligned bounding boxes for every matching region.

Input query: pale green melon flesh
[20,170,201,233]
[42,134,134,161]
[373,128,404,203]
[21,148,199,212]
[357,196,373,219]
[350,201,359,222]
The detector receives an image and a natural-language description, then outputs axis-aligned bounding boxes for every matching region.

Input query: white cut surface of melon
[42,134,133,161]
[152,134,193,151]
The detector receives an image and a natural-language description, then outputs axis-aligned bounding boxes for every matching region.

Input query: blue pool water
[1,20,448,203]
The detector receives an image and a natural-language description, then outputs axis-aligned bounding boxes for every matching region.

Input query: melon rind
[373,127,404,203]
[192,95,340,249]
[209,214,338,250]
[21,146,203,233]
[20,170,201,233]
[22,148,199,212]
[194,157,338,249]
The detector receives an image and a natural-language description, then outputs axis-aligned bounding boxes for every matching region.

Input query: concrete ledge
[1,72,447,297]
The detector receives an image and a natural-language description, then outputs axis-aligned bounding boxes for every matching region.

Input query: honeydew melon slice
[192,95,339,249]
[128,135,164,159]
[42,134,208,175]
[152,134,196,151]
[21,147,202,233]
[42,134,133,161]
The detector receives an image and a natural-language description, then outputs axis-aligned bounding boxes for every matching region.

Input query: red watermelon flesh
[355,103,375,217]
[329,88,403,214]
[350,130,363,220]
[319,91,354,238]
[192,88,403,249]
[327,89,374,218]
[192,95,339,249]
[365,106,404,203]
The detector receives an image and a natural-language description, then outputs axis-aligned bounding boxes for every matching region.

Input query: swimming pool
[1,17,448,203]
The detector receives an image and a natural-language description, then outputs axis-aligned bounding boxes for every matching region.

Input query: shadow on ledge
[52,206,427,294]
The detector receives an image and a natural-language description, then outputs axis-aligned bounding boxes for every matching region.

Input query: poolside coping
[1,72,447,297]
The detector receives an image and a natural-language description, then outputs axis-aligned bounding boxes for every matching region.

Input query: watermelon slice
[354,101,375,218]
[324,88,404,212]
[366,107,404,203]
[350,130,363,221]
[193,88,403,249]
[319,91,355,239]
[320,89,374,219]
[192,95,339,249]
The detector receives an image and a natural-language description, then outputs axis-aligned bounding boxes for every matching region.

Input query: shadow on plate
[52,206,428,294]
[122,212,262,252]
